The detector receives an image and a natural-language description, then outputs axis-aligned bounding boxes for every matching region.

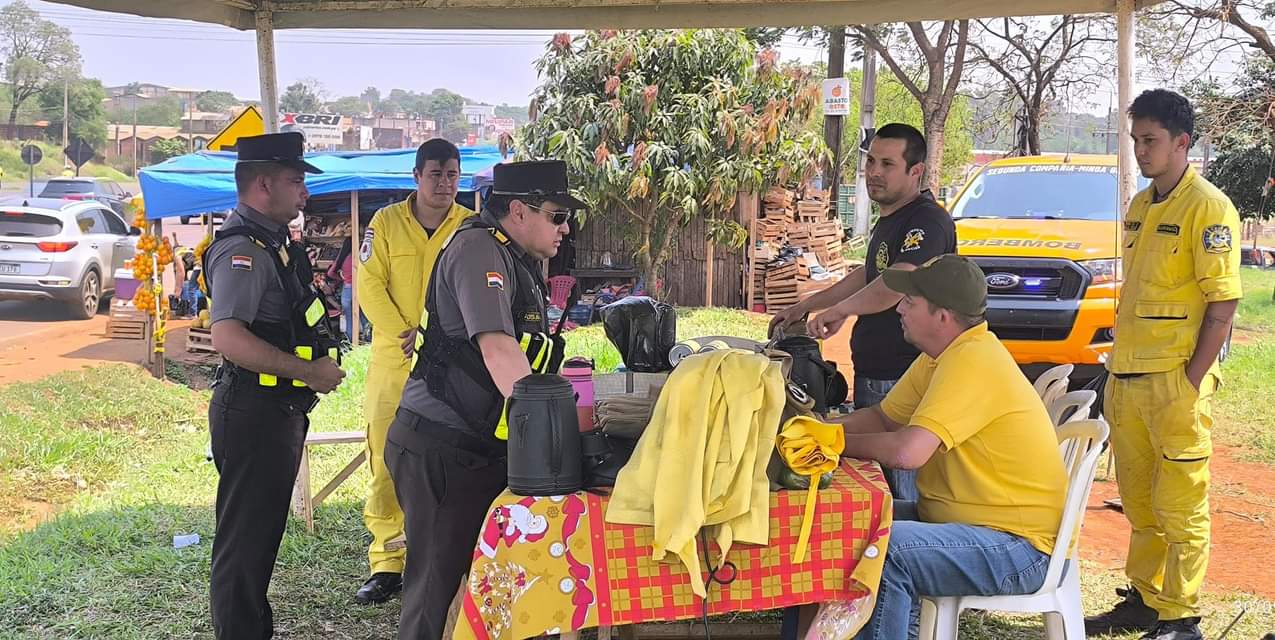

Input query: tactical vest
[200,221,343,392]
[409,218,565,446]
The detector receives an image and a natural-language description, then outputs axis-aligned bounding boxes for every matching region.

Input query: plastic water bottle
[561,358,595,433]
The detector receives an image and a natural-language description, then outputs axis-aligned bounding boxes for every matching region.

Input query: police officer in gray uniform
[202,132,346,639]
[388,160,581,640]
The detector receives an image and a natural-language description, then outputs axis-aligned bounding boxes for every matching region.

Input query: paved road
[0,217,209,344]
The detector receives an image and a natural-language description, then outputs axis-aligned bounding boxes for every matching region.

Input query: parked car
[38,177,133,218]
[0,198,139,319]
[948,155,1238,381]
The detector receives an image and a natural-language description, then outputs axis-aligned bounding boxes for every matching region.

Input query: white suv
[0,198,139,319]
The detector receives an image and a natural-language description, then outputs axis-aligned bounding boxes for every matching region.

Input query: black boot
[1085,586,1159,636]
[1140,617,1202,640]
[355,572,402,605]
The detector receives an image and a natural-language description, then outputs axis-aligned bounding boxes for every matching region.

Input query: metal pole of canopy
[1116,0,1137,215]
[255,10,280,134]
[350,190,360,347]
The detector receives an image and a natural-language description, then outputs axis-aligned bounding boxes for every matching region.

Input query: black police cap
[235,132,323,174]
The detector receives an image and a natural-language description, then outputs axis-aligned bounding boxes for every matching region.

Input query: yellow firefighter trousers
[364,362,410,574]
[1105,368,1215,620]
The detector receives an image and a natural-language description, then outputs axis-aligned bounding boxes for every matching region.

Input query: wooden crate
[186,326,216,354]
[106,302,150,340]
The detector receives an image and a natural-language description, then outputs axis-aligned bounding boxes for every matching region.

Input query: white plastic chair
[1048,390,1097,427]
[917,418,1110,640]
[1033,364,1074,399]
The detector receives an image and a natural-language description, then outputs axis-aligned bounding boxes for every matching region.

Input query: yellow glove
[776,415,845,563]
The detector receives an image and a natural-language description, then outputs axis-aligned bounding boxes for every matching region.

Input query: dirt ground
[1084,445,1275,600]
[3,301,1275,600]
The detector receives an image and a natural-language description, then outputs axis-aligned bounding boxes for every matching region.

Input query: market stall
[136,145,504,354]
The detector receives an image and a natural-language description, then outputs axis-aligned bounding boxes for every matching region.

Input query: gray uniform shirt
[204,205,292,326]
[398,214,527,425]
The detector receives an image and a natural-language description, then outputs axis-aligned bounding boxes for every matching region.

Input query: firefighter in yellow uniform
[1086,90,1241,640]
[353,139,475,604]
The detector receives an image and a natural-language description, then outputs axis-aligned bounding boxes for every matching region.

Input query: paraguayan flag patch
[486,271,504,290]
[230,255,253,271]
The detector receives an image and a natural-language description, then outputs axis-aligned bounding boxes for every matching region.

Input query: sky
[30,1,824,107]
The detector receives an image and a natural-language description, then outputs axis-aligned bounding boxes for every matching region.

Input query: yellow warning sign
[206,105,264,152]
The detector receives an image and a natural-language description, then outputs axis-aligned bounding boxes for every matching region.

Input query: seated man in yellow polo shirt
[836,255,1069,640]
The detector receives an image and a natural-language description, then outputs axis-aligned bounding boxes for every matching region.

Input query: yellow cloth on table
[776,415,846,563]
[606,349,786,598]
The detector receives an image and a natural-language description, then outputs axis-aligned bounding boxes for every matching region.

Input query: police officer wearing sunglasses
[387,160,581,639]
[200,132,346,639]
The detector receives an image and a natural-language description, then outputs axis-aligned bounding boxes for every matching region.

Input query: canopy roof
[139,145,503,219]
[50,0,1163,30]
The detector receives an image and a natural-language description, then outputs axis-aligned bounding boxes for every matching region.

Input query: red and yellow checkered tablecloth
[454,458,893,640]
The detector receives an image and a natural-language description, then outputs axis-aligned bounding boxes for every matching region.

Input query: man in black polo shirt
[769,123,955,500]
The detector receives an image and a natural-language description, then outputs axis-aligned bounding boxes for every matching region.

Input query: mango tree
[517,29,828,298]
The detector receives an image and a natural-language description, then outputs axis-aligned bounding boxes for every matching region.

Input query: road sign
[20,144,42,166]
[20,144,40,197]
[64,137,95,169]
[206,105,265,152]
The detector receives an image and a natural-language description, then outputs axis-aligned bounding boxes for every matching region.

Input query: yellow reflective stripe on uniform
[293,346,313,387]
[495,398,510,441]
[304,298,324,326]
[260,373,278,386]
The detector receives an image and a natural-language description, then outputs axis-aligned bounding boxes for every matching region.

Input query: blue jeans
[341,284,369,341]
[854,376,918,501]
[854,501,1051,640]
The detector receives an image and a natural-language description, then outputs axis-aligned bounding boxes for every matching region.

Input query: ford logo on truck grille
[986,273,1021,289]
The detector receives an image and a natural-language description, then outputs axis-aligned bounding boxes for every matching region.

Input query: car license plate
[0,263,18,275]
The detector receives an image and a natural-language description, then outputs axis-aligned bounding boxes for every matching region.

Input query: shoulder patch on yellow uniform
[1202,224,1232,254]
[1124,220,1141,231]
[359,228,374,263]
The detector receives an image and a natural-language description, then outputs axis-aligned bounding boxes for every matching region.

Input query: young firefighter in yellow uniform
[1086,90,1241,640]
[352,139,475,604]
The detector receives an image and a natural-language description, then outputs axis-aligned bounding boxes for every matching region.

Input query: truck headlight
[1079,259,1121,285]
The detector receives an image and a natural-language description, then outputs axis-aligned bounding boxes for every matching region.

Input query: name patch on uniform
[1124,221,1142,231]
[486,271,505,290]
[1156,223,1181,236]
[1203,224,1232,254]
[230,255,253,271]
[359,228,374,263]
[901,228,926,252]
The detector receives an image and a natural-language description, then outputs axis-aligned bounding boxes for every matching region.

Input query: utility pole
[824,26,846,206]
[132,91,139,177]
[853,35,877,239]
[62,75,69,151]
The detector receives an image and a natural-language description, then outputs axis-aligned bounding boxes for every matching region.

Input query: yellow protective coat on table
[355,196,474,574]
[605,349,786,598]
[1106,167,1241,620]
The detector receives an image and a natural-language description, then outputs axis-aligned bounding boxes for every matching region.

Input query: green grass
[1212,267,1275,464]
[3,309,1275,637]
[0,140,131,184]
[563,307,771,373]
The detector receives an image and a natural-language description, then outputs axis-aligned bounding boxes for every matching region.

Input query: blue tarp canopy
[138,145,504,219]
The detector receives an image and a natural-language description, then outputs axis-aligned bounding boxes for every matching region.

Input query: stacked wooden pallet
[186,326,216,354]
[106,301,150,340]
[763,261,800,311]
[789,221,846,275]
[796,189,830,222]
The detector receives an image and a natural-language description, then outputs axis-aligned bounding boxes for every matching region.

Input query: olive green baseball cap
[882,254,987,317]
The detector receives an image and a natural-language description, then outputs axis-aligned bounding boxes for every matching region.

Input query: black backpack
[600,296,677,373]
[774,336,848,414]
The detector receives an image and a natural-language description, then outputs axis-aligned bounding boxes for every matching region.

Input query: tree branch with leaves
[517,30,828,299]
[852,21,969,191]
[0,0,80,138]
